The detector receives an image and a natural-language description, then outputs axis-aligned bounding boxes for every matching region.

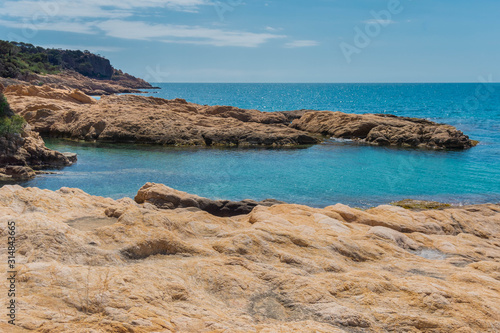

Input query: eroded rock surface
[4,84,96,105]
[292,111,476,149]
[0,185,499,332]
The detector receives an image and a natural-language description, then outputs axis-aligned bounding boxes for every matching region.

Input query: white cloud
[265,26,283,32]
[0,0,285,48]
[284,40,319,48]
[0,18,96,34]
[96,20,285,47]
[0,0,210,19]
[363,19,396,25]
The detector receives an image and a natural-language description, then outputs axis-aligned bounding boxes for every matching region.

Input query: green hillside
[0,40,117,79]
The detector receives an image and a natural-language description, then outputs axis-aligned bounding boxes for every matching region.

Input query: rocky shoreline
[4,84,477,150]
[291,111,477,150]
[0,83,76,180]
[0,184,498,332]
[0,129,76,180]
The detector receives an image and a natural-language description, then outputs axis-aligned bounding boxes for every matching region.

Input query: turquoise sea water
[6,83,500,207]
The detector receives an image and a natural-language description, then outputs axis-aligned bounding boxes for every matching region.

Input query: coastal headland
[0,40,155,95]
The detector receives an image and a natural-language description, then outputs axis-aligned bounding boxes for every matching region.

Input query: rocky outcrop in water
[0,184,498,332]
[6,87,320,146]
[292,111,476,149]
[5,84,477,149]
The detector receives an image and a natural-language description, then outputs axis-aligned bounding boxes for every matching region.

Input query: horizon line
[147,82,500,84]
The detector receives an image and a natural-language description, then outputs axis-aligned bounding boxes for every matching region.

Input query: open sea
[6,83,500,207]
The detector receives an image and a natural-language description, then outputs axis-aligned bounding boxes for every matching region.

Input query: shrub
[0,95,25,135]
[0,115,26,135]
[0,93,14,117]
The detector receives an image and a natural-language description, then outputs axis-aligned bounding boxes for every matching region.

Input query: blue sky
[0,0,499,83]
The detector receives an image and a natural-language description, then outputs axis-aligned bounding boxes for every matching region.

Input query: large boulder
[135,182,285,217]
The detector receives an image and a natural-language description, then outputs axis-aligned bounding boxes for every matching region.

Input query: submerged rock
[391,199,452,210]
[0,70,154,95]
[0,184,499,332]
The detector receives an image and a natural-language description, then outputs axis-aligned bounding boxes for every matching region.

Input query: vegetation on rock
[0,92,24,135]
[0,114,25,135]
[0,91,13,116]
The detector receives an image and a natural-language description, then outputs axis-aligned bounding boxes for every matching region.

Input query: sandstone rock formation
[4,84,476,149]
[292,111,476,149]
[0,165,36,180]
[0,128,75,181]
[0,185,499,332]
[0,129,74,168]
[135,183,285,217]
[6,88,320,146]
[4,84,96,105]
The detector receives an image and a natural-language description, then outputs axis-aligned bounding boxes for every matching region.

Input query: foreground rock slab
[0,185,499,332]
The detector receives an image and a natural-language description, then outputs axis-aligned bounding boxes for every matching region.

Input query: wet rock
[4,165,36,179]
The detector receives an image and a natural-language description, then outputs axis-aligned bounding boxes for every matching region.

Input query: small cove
[3,83,500,207]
